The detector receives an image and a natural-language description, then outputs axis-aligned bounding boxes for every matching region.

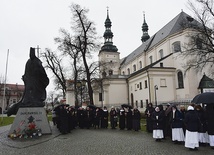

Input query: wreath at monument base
[8,116,43,139]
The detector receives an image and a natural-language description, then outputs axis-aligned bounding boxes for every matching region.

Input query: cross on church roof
[35,45,41,58]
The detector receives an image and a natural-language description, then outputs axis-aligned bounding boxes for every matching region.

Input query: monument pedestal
[8,107,52,136]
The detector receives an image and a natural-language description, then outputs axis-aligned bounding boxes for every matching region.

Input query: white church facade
[92,10,214,109]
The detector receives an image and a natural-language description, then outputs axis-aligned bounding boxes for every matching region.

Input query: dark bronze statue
[7,47,49,116]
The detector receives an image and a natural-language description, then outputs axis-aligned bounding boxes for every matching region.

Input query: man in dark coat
[58,105,69,134]
[77,107,85,129]
[132,107,141,131]
[85,107,93,129]
[101,106,108,128]
[126,107,133,130]
[110,107,117,129]
[145,103,154,133]
[119,107,125,130]
[93,108,101,129]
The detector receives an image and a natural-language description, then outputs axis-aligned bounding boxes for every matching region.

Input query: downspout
[146,70,151,103]
[126,78,130,104]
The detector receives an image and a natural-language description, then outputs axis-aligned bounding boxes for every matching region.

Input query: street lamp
[77,79,86,107]
[154,85,158,107]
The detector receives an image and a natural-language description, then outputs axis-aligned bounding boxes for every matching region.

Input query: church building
[92,9,214,109]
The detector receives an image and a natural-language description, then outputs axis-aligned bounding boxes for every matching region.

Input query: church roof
[121,11,201,67]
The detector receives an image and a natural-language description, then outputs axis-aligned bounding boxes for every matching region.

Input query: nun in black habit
[119,107,125,130]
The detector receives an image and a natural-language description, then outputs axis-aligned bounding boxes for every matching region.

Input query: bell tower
[98,8,120,78]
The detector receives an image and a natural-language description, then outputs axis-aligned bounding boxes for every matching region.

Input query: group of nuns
[145,103,214,151]
[52,104,142,134]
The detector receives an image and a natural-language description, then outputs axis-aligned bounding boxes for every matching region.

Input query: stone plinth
[8,107,52,135]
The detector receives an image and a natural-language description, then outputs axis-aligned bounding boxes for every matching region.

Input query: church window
[140,100,143,108]
[135,100,138,108]
[149,56,153,64]
[177,71,184,88]
[133,64,136,72]
[172,41,181,52]
[127,68,130,75]
[109,70,113,75]
[139,61,142,69]
[122,71,125,75]
[139,82,142,90]
[159,49,164,59]
[145,80,148,88]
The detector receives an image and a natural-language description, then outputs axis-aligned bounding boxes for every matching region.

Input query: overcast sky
[0,0,192,93]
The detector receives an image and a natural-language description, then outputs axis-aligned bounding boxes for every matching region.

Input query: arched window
[122,71,125,75]
[139,61,142,69]
[149,56,153,64]
[133,64,136,72]
[127,68,130,75]
[172,41,181,52]
[177,71,184,88]
[159,49,164,59]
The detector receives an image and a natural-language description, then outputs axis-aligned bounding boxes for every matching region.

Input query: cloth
[172,128,185,141]
[209,135,214,146]
[185,130,199,149]
[153,129,164,139]
[198,132,209,143]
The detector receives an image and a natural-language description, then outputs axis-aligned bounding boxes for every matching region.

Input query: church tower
[141,12,150,43]
[99,8,120,78]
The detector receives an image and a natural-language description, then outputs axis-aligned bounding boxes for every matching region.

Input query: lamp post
[154,85,158,107]
[77,79,86,107]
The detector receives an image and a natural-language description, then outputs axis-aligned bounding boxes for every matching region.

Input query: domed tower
[99,8,120,77]
[141,12,150,43]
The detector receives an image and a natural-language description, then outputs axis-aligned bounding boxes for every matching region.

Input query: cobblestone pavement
[0,123,214,155]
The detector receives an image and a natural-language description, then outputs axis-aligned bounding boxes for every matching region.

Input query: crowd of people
[51,102,214,151]
[145,103,214,151]
[52,105,141,135]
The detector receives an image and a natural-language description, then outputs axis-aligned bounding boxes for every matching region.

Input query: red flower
[28,122,36,130]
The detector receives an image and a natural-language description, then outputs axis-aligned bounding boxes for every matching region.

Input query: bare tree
[42,3,100,105]
[65,3,100,105]
[54,28,83,106]
[181,0,214,76]
[41,49,67,98]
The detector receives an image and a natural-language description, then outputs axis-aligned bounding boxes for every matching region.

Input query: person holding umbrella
[191,92,214,149]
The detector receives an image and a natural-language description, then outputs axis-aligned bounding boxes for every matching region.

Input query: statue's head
[30,47,36,60]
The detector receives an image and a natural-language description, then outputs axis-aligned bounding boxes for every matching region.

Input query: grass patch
[141,118,146,132]
[0,117,15,127]
[0,116,52,127]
